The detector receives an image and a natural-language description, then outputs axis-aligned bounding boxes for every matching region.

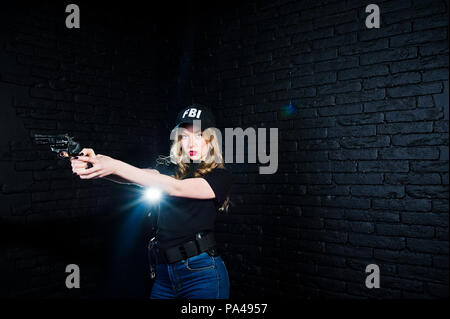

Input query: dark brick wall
[0,0,448,299]
[179,0,449,298]
[0,1,187,297]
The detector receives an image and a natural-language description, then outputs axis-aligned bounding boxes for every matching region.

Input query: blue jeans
[150,252,230,299]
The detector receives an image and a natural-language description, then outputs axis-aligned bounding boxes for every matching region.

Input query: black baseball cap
[173,103,216,131]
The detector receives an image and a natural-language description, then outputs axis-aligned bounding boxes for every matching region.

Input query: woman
[70,104,233,299]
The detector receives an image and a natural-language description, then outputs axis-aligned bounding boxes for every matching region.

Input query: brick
[336,88,386,104]
[387,83,442,98]
[307,184,350,196]
[359,22,411,41]
[417,95,435,108]
[440,146,449,160]
[297,95,335,108]
[287,173,332,184]
[284,127,327,140]
[317,80,361,95]
[442,172,449,185]
[433,255,449,269]
[325,243,373,258]
[402,212,449,227]
[406,185,449,199]
[338,65,389,81]
[322,196,371,209]
[419,41,449,57]
[390,55,448,73]
[407,238,448,254]
[344,210,399,223]
[311,207,345,219]
[390,28,448,47]
[411,161,448,172]
[360,47,417,65]
[336,113,384,126]
[318,104,362,116]
[351,185,405,198]
[377,122,433,134]
[381,275,424,292]
[329,149,377,160]
[328,125,376,137]
[325,219,374,233]
[292,71,336,88]
[363,72,421,90]
[364,97,415,113]
[374,249,432,266]
[358,160,409,172]
[392,133,448,146]
[340,136,390,149]
[398,264,449,283]
[384,0,446,24]
[340,38,389,56]
[413,14,449,31]
[377,223,434,238]
[373,198,431,212]
[291,47,337,64]
[297,161,356,173]
[385,173,441,185]
[348,233,405,249]
[422,68,449,82]
[300,139,340,151]
[282,151,328,162]
[293,117,335,129]
[334,173,383,184]
[313,33,357,50]
[379,147,439,160]
[434,121,448,133]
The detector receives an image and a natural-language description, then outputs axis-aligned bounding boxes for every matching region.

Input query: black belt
[148,231,217,266]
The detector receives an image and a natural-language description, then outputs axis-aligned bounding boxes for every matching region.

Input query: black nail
[74,156,78,159]
[79,153,84,156]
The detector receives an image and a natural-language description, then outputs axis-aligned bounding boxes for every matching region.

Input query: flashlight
[144,187,162,203]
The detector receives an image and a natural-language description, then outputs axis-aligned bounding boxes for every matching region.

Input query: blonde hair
[157,127,230,212]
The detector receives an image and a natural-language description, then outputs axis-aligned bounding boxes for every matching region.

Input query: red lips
[189,151,197,156]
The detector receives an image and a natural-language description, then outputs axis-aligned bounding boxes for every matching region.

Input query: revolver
[33,133,93,168]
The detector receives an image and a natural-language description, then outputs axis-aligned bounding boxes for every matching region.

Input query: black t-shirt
[154,163,233,250]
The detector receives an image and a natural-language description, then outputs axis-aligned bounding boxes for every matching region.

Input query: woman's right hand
[70,148,96,173]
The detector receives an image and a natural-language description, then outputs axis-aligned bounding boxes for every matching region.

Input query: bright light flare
[144,188,162,203]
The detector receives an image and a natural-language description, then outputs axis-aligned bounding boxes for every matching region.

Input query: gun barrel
[33,133,70,144]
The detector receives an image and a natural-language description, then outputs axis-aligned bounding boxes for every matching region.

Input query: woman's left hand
[72,154,119,179]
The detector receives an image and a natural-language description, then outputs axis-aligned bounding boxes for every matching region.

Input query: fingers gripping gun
[32,133,93,168]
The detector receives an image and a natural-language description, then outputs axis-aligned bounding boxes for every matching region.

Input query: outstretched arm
[103,168,159,185]
[73,154,216,200]
[71,148,158,186]
[74,154,179,194]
